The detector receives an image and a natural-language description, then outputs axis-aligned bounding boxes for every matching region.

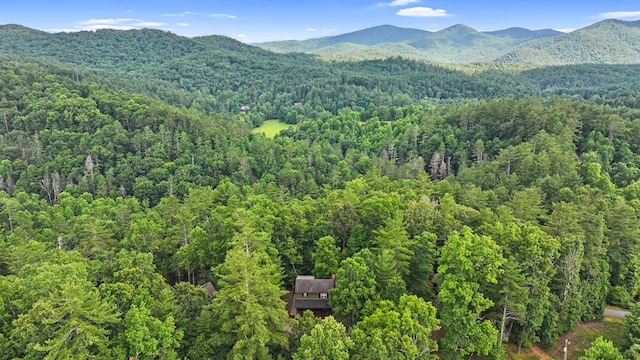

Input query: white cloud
[236,34,247,38]
[397,7,449,17]
[554,28,577,33]
[306,27,318,32]
[597,11,640,19]
[176,23,190,26]
[78,18,135,25]
[53,18,169,33]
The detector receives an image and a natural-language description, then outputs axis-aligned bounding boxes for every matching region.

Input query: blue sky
[1,0,640,43]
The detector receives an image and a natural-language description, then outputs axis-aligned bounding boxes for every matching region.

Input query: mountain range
[259,19,640,65]
[1,19,640,67]
[1,20,640,117]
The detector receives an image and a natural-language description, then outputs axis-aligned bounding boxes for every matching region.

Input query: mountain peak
[485,27,561,40]
[0,24,48,34]
[440,24,480,33]
[321,24,428,46]
[586,18,640,29]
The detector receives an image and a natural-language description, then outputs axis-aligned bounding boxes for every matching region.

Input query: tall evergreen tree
[11,282,119,360]
[373,211,414,277]
[208,237,289,359]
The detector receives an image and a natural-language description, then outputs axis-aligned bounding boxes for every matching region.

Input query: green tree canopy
[579,336,623,360]
[293,316,352,360]
[350,294,439,360]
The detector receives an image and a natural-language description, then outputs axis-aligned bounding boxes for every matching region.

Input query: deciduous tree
[437,226,504,359]
[293,316,352,360]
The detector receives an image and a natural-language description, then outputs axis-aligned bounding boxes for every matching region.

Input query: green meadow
[251,120,291,138]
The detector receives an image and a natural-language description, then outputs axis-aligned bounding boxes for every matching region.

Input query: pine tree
[211,244,289,359]
[374,211,414,277]
[11,282,119,360]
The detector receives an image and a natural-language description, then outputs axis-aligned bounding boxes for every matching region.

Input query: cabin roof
[294,275,334,294]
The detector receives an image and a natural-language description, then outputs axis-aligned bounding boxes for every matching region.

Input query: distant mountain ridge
[485,27,562,39]
[496,19,640,65]
[258,20,640,65]
[1,19,639,70]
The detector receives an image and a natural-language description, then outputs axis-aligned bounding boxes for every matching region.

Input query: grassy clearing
[507,316,625,359]
[251,119,291,138]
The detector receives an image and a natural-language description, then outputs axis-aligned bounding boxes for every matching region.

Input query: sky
[1,0,640,43]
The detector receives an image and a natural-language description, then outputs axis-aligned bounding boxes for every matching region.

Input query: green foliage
[312,235,341,279]
[373,211,414,278]
[329,255,377,329]
[3,22,640,359]
[171,282,210,357]
[579,336,623,360]
[350,295,439,360]
[206,241,289,359]
[293,316,352,360]
[12,282,119,360]
[622,303,640,354]
[498,20,640,66]
[288,310,323,354]
[119,302,182,360]
[260,20,640,67]
[437,226,504,359]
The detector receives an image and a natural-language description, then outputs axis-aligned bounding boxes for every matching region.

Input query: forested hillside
[2,19,640,359]
[497,19,640,65]
[3,24,640,125]
[260,19,640,65]
[259,24,562,63]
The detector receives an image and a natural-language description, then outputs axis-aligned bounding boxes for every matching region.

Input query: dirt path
[528,345,553,360]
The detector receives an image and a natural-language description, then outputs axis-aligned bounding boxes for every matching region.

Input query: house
[200,282,216,299]
[240,105,251,113]
[288,275,335,317]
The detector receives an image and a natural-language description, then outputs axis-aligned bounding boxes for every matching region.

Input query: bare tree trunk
[499,299,508,345]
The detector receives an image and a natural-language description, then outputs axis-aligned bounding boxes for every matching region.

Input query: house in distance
[288,275,335,317]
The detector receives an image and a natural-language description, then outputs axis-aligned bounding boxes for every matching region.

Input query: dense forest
[2,25,640,359]
[3,24,640,123]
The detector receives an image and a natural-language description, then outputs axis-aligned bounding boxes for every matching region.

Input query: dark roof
[294,298,332,310]
[200,282,216,296]
[294,275,335,294]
